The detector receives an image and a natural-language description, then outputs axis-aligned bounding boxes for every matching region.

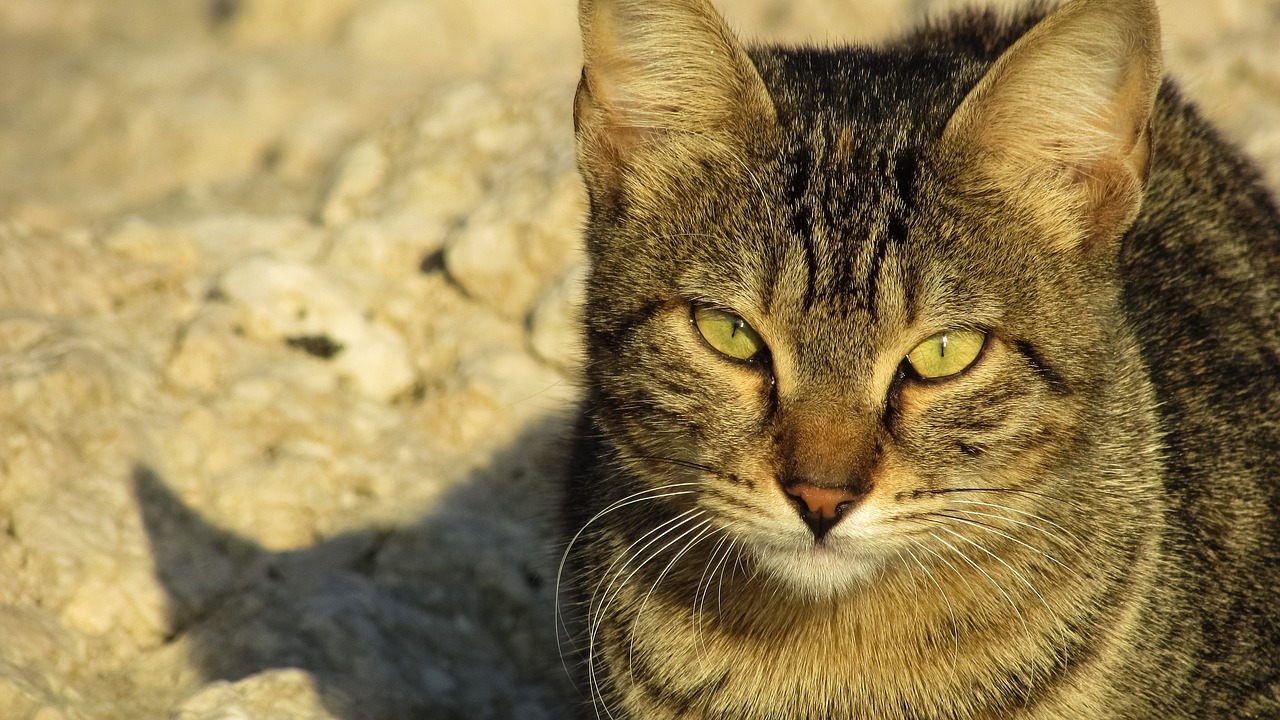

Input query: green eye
[905,329,986,379]
[693,306,765,361]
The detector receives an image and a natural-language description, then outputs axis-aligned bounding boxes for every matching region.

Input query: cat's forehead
[749,45,984,152]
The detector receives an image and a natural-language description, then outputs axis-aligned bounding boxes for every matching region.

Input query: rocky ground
[0,0,1277,718]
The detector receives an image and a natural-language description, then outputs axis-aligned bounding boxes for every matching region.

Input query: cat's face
[581,126,1120,598]
[575,0,1161,600]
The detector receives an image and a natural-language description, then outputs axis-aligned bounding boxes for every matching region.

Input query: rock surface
[0,0,1277,718]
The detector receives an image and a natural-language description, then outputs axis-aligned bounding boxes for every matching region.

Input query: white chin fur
[751,540,886,600]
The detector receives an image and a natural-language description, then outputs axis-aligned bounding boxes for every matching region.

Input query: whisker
[694,530,734,657]
[627,453,723,476]
[587,509,706,719]
[627,518,719,681]
[932,521,1068,644]
[945,499,1088,552]
[899,543,960,670]
[722,540,749,617]
[596,511,708,701]
[588,508,703,649]
[903,486,1083,507]
[562,483,699,714]
[928,530,1029,636]
[931,510,1069,569]
[555,482,701,677]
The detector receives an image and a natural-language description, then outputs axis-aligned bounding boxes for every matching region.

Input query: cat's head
[574,0,1163,599]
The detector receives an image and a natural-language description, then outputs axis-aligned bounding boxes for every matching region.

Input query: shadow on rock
[133,415,578,720]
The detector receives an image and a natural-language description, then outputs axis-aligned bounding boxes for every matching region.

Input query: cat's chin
[751,541,886,601]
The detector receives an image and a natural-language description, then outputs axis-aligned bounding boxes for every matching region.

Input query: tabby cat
[560,0,1280,717]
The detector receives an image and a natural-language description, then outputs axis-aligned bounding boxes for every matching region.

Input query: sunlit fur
[561,0,1280,718]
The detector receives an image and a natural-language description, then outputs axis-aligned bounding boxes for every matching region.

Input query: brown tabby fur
[560,0,1280,717]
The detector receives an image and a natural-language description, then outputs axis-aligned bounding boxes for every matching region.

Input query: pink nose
[785,481,862,516]
[783,481,867,539]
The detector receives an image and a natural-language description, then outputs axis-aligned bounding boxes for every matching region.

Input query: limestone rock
[217,254,416,402]
[319,140,389,228]
[169,670,344,720]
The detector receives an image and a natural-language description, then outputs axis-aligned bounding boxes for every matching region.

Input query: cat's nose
[782,480,867,540]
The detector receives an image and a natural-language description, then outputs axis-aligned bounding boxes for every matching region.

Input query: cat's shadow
[133,415,577,720]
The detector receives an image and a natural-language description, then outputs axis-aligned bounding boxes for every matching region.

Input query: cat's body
[561,0,1280,718]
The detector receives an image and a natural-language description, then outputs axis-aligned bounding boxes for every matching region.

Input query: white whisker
[932,522,1068,643]
[934,510,1069,569]
[945,499,1087,552]
[555,482,701,675]
[694,530,734,657]
[899,543,960,670]
[627,518,719,681]
[929,531,1029,635]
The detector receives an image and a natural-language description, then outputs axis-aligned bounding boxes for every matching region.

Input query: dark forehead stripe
[787,142,819,311]
[863,145,920,319]
[893,146,920,208]
[751,43,960,321]
[771,143,908,320]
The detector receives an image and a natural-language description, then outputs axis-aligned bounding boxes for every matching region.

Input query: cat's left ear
[940,0,1161,251]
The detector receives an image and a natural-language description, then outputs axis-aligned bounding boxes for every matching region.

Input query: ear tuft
[941,0,1162,250]
[575,0,777,206]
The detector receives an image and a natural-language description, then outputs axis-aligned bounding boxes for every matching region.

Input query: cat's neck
[611,539,1155,718]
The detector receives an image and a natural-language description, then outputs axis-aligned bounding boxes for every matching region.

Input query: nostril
[782,480,868,540]
[784,481,864,518]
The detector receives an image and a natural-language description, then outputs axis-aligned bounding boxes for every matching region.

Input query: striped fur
[562,0,1280,717]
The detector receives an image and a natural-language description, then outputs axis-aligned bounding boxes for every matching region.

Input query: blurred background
[1,0,1277,227]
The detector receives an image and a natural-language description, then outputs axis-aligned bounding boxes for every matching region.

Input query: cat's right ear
[575,0,778,210]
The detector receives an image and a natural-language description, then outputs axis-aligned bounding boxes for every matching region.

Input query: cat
[559,0,1280,717]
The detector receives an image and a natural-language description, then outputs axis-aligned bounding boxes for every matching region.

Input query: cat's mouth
[744,505,891,598]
